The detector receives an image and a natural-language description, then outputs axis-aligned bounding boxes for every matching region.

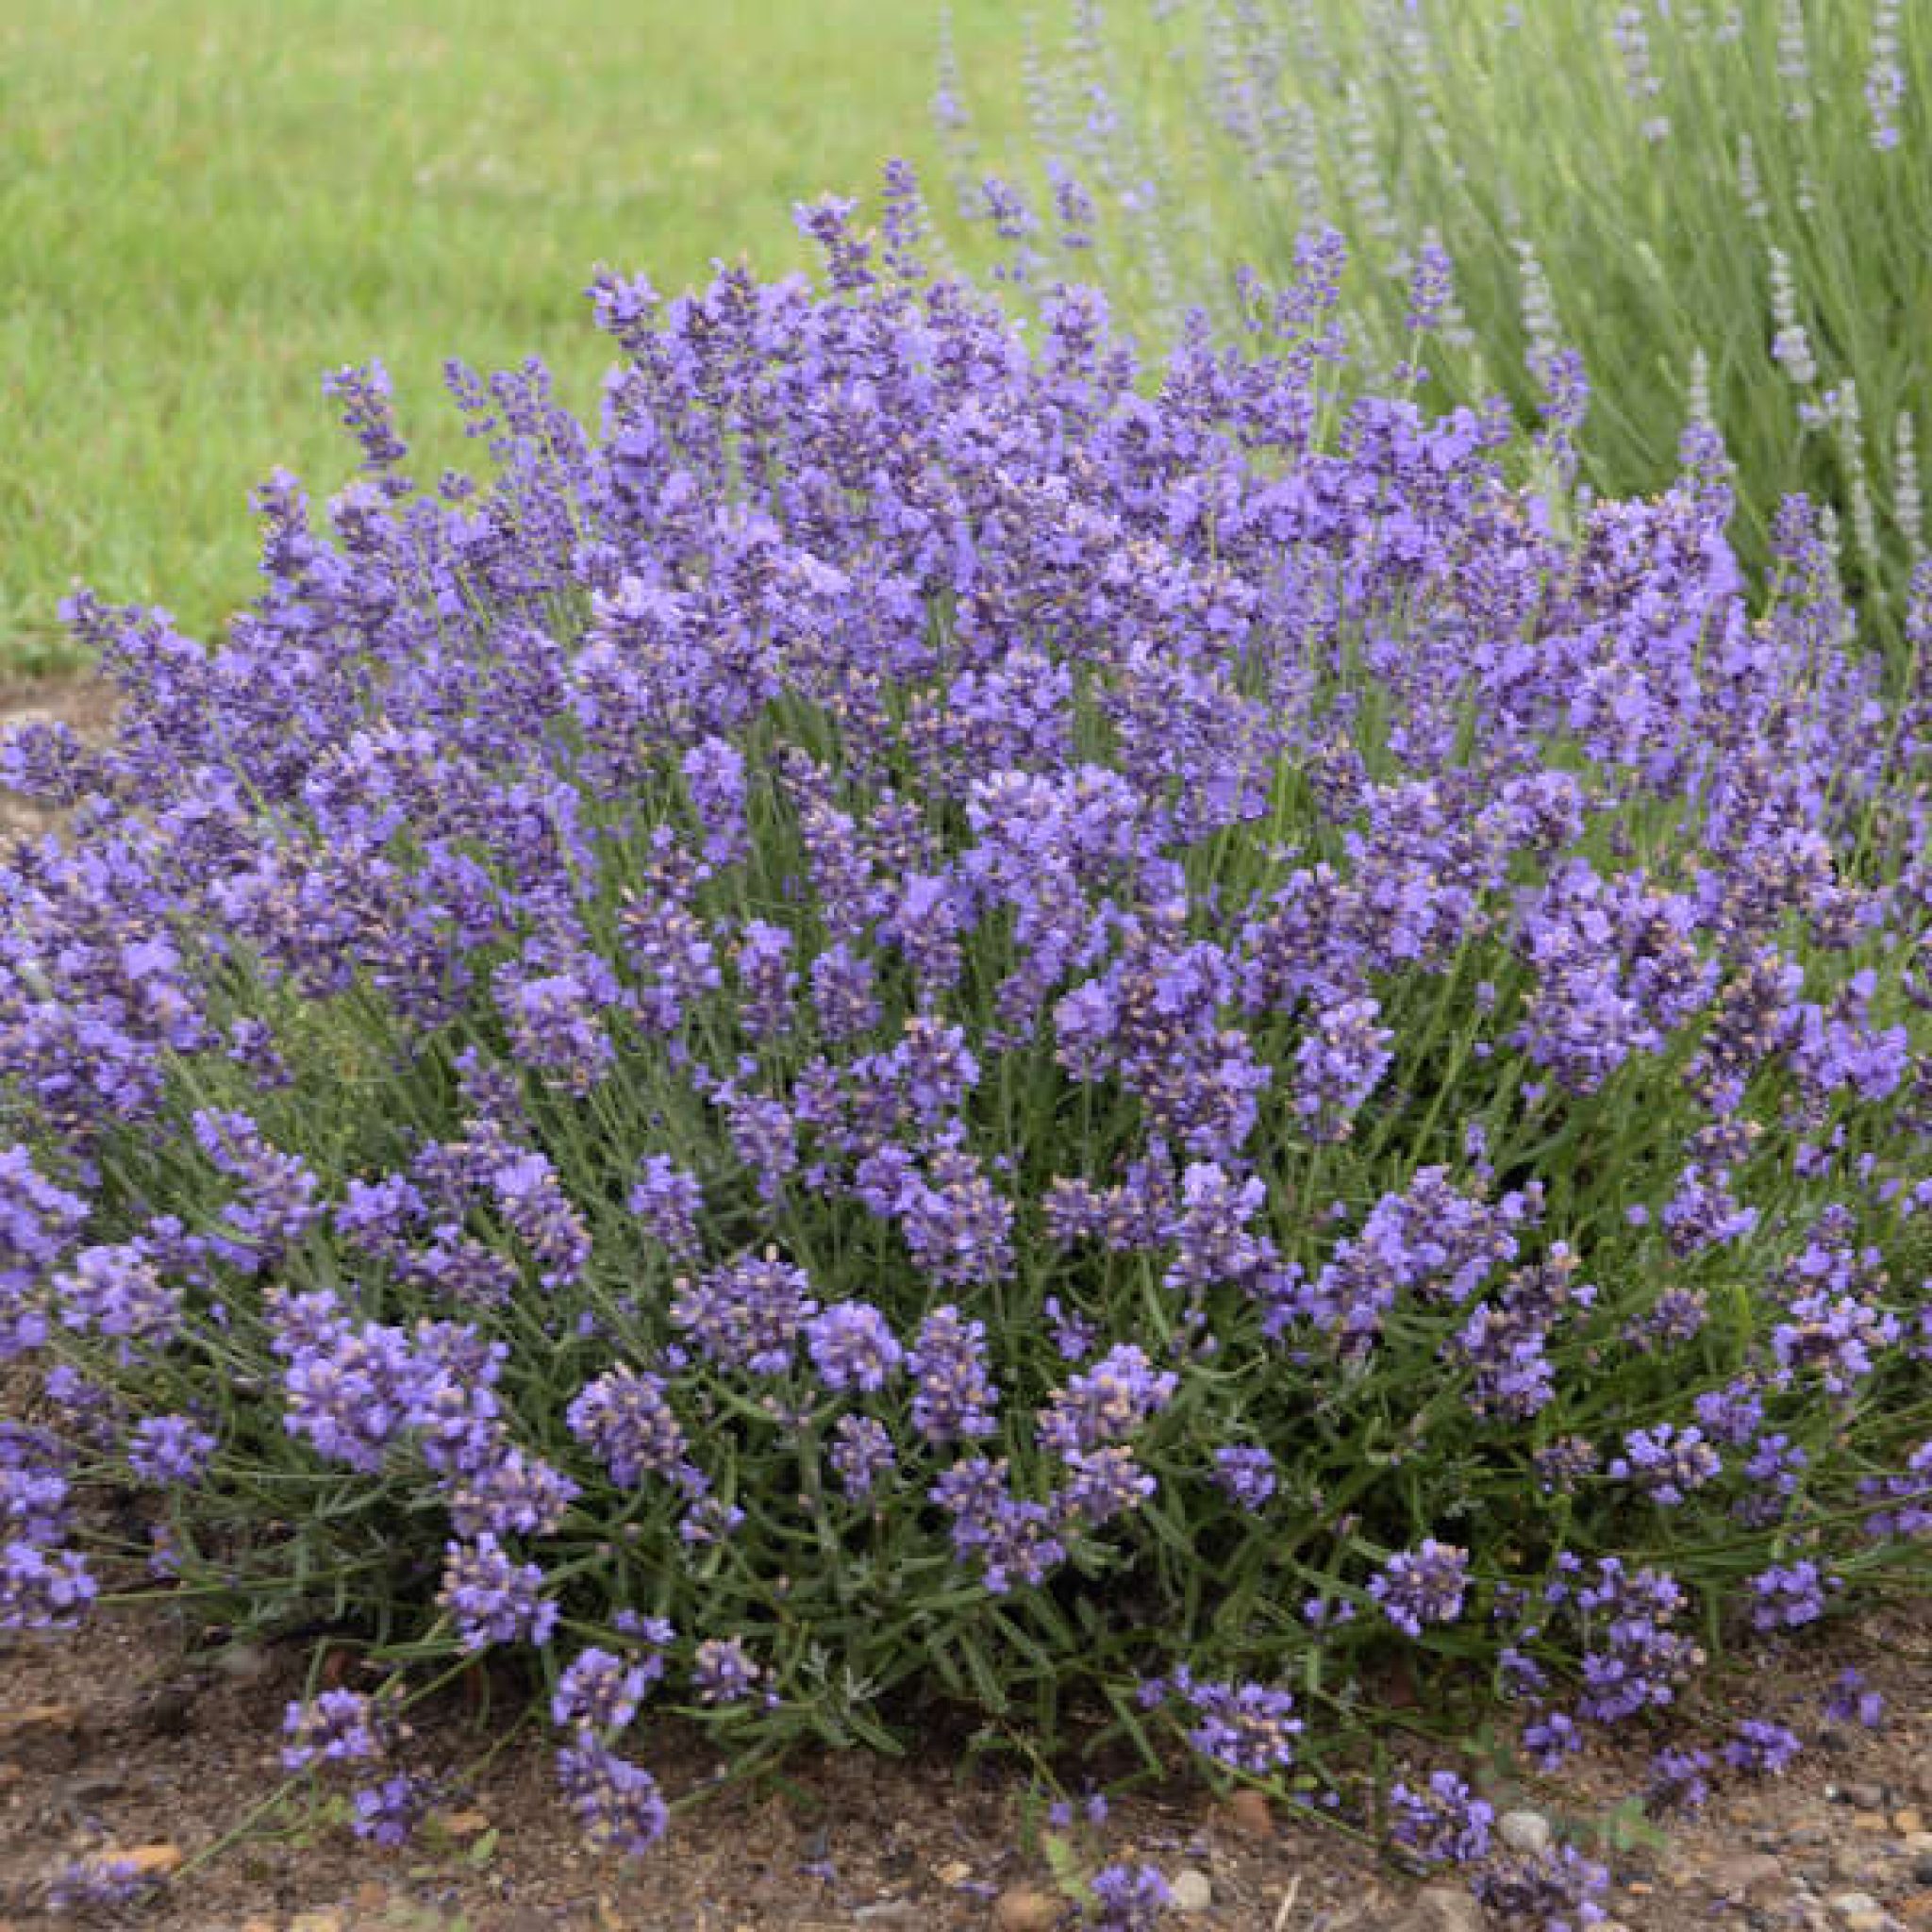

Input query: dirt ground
[2,1566,1929,1931]
[4,676,1931,1932]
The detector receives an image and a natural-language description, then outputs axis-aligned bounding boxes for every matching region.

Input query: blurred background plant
[941,0,1932,668]
[0,0,1043,669]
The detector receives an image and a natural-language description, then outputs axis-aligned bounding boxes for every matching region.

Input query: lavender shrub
[2,188,1929,1881]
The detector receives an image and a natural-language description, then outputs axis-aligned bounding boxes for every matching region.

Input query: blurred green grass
[0,0,1037,669]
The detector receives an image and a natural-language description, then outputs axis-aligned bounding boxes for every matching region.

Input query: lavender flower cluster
[2,181,1927,1861]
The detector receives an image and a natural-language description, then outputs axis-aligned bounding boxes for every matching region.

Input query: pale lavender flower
[907,1306,1000,1443]
[669,1251,818,1376]
[1824,1667,1885,1728]
[1723,1720,1802,1775]
[282,1688,388,1770]
[438,1534,557,1651]
[1292,994,1393,1141]
[566,1364,704,1496]
[1164,1664,1302,1775]
[351,1773,428,1846]
[827,1414,896,1499]
[1608,1423,1721,1505]
[627,1155,704,1258]
[1645,1746,1712,1815]
[1748,1558,1835,1630]
[805,1300,904,1393]
[1389,1770,1495,1866]
[46,1856,165,1913]
[1371,1541,1471,1636]
[126,1414,217,1485]
[1471,1841,1609,1930]
[691,1635,763,1705]
[2,1541,96,1628]
[930,1456,1066,1593]
[1036,1343,1177,1457]
[1087,1861,1172,1930]
[1211,1443,1277,1508]
[554,1645,653,1735]
[556,1740,668,1856]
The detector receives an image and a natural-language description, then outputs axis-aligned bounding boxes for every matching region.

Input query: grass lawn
[0,0,1054,669]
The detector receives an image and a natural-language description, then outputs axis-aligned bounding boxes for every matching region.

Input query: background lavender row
[941,0,1928,661]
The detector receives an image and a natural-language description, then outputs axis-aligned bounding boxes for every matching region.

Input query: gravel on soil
[6,1591,1926,1932]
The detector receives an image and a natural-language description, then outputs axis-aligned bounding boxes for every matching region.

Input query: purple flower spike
[557,1740,668,1857]
[1371,1540,1472,1637]
[1723,1720,1802,1776]
[1088,1861,1172,1930]
[1389,1770,1495,1867]
[438,1534,557,1652]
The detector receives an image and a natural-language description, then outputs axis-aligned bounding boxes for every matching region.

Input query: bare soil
[3,1576,1929,1931]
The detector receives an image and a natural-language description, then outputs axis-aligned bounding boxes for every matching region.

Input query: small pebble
[1826,1893,1889,1932]
[991,1886,1062,1932]
[1899,1810,1926,1837]
[1833,1847,1887,1886]
[1913,1855,1932,1890]
[1711,1853,1788,1903]
[1497,1809,1553,1857]
[1403,1886,1484,1932]
[1837,1785,1889,1813]
[136,1686,195,1739]
[213,1641,274,1683]
[1220,1788,1274,1840]
[1169,1868,1212,1914]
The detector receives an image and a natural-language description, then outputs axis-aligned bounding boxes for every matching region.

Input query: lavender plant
[942,1,1932,658]
[3,190,1929,1886]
